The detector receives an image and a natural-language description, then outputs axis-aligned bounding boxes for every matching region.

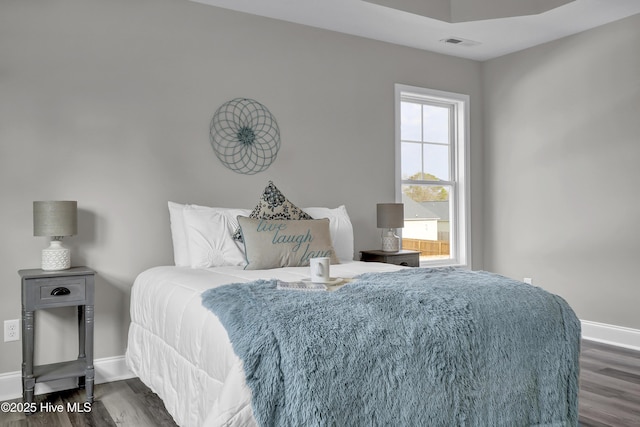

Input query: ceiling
[361,0,576,23]
[189,0,640,61]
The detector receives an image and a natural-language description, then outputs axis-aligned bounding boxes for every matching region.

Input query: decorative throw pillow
[238,217,339,270]
[232,181,312,241]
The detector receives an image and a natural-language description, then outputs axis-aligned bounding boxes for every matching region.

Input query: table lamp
[33,201,77,270]
[377,203,404,252]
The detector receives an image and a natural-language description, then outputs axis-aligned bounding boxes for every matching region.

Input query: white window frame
[394,84,471,268]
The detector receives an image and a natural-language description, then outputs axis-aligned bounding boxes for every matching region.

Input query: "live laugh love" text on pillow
[237,217,339,270]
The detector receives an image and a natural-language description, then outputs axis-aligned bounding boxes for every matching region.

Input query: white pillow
[168,201,190,266]
[303,205,354,262]
[183,205,251,268]
[168,202,354,266]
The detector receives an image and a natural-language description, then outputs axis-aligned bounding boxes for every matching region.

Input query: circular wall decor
[209,98,281,175]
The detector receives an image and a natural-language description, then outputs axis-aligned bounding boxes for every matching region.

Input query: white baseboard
[0,355,134,402]
[581,320,640,351]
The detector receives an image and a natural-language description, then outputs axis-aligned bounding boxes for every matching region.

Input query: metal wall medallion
[209,98,281,175]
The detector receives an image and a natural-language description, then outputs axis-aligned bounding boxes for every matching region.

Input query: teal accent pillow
[238,217,339,270]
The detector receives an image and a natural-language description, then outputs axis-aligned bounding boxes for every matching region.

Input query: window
[395,84,470,267]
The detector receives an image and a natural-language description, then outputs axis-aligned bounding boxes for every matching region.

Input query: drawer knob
[51,287,71,296]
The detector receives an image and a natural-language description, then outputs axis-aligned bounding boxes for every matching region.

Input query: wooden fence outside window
[402,238,450,257]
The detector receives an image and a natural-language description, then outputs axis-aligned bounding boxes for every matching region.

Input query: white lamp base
[42,240,71,271]
[381,229,400,252]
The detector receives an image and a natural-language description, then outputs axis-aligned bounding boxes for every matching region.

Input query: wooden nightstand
[18,267,96,410]
[360,249,420,267]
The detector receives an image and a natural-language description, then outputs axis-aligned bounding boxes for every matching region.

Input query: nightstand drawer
[27,276,88,308]
[360,249,420,267]
[384,254,420,267]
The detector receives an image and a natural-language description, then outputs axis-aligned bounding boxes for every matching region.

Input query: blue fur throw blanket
[201,267,580,426]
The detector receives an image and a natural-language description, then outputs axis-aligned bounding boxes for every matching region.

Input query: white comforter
[125,261,404,427]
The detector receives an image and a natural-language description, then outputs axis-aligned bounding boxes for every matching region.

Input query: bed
[125,189,580,426]
[126,262,580,427]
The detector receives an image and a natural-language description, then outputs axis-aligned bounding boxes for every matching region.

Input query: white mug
[310,257,330,283]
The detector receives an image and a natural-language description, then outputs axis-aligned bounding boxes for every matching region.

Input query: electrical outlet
[524,278,533,285]
[4,319,20,342]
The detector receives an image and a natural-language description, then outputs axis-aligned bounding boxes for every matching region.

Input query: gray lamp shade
[376,203,404,229]
[33,201,78,237]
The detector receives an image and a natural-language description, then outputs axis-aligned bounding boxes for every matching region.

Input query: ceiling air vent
[440,37,481,47]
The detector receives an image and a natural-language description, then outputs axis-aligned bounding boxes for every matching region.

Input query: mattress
[125,261,404,427]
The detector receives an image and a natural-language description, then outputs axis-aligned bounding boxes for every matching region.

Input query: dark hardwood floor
[1,339,638,426]
[0,378,178,427]
[579,340,640,426]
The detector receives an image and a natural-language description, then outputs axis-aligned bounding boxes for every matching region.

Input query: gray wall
[483,14,640,329]
[0,0,483,374]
